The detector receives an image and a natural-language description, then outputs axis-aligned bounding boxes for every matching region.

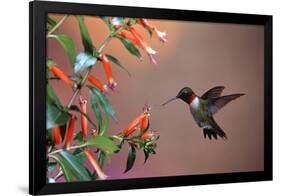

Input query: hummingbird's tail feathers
[203,116,228,140]
[201,86,225,99]
[203,128,227,140]
[208,93,245,115]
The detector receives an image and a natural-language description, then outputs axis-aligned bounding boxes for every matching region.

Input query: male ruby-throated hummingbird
[162,86,244,140]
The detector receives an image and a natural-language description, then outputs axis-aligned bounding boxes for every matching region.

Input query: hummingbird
[162,86,244,140]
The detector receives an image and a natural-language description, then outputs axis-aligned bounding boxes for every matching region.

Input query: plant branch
[98,34,113,53]
[48,144,86,156]
[49,23,129,157]
[67,89,80,108]
[54,169,63,181]
[65,28,122,108]
[47,15,69,36]
[49,76,72,80]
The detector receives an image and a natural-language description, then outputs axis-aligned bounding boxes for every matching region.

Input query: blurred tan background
[48,14,264,180]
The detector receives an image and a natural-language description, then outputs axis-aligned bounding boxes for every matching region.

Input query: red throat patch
[187,93,197,104]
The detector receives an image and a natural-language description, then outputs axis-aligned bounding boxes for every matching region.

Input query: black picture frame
[29,1,273,195]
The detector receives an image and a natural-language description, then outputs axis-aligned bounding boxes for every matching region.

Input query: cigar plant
[47,15,166,182]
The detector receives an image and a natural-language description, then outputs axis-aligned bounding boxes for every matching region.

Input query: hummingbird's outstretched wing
[201,86,225,99]
[203,116,227,140]
[207,93,245,115]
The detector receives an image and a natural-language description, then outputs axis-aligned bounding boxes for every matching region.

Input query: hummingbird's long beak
[162,97,177,106]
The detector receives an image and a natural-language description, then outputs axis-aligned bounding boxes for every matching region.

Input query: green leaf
[84,136,119,154]
[50,34,77,66]
[90,87,116,120]
[47,103,70,129]
[74,151,86,165]
[76,16,95,53]
[117,36,142,59]
[143,149,150,164]
[99,115,109,136]
[47,128,54,145]
[100,16,114,32]
[106,54,131,76]
[74,52,97,74]
[47,84,61,108]
[58,150,91,181]
[90,89,103,130]
[69,105,97,129]
[128,18,137,26]
[47,58,57,67]
[114,139,124,153]
[50,155,75,182]
[74,131,84,143]
[124,144,136,173]
[47,16,57,27]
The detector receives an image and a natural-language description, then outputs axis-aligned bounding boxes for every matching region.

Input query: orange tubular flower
[53,126,62,145]
[63,114,75,149]
[123,113,146,137]
[100,54,117,90]
[140,131,154,140]
[118,30,139,45]
[49,65,74,86]
[140,115,149,132]
[79,97,88,139]
[84,148,107,180]
[123,105,152,137]
[88,75,108,92]
[128,27,157,64]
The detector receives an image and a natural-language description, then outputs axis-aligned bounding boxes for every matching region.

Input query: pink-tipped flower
[123,113,146,137]
[154,28,167,43]
[123,105,152,137]
[137,19,167,43]
[142,104,152,115]
[84,148,108,180]
[128,27,157,64]
[100,54,117,90]
[88,75,108,92]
